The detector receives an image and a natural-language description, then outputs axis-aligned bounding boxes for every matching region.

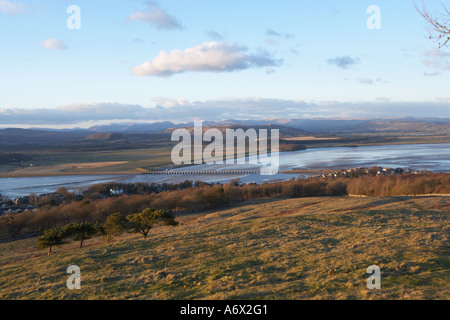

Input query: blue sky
[0,0,449,128]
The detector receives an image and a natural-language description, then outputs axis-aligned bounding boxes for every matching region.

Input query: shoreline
[0,172,138,178]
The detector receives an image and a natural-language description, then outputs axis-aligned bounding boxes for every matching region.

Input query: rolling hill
[0,195,448,300]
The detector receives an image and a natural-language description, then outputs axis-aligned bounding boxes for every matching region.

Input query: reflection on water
[1,143,450,199]
[279,143,450,171]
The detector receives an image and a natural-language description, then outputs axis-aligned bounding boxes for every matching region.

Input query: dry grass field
[0,195,448,300]
[0,148,174,177]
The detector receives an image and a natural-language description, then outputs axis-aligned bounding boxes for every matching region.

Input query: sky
[0,0,450,128]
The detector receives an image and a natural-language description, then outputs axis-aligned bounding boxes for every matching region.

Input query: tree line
[37,208,178,254]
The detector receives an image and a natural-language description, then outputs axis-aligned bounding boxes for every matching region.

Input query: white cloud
[357,77,383,85]
[265,67,276,75]
[131,42,282,77]
[264,29,294,47]
[265,38,278,46]
[422,50,450,71]
[0,0,26,16]
[265,28,294,39]
[289,47,300,55]
[127,2,182,30]
[424,71,442,77]
[357,78,374,85]
[205,30,225,41]
[327,56,360,69]
[41,38,67,50]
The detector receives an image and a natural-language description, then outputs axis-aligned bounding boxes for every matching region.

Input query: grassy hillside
[0,196,448,300]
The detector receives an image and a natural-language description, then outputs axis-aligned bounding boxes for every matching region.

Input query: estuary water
[1,143,449,199]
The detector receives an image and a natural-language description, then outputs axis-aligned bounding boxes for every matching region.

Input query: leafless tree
[416,1,450,48]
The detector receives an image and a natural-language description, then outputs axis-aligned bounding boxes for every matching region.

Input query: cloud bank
[1,99,450,127]
[0,103,145,125]
[131,42,282,77]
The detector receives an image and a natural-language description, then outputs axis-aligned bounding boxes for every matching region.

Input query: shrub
[127,208,178,239]
[37,227,67,255]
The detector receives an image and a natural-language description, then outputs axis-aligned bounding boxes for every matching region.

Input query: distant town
[306,166,421,180]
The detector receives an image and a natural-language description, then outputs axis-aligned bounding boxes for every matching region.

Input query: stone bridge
[142,169,278,176]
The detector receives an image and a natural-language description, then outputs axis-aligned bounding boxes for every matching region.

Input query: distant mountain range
[0,118,449,150]
[17,117,449,134]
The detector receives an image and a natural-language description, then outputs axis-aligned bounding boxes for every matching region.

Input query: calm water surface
[1,143,449,198]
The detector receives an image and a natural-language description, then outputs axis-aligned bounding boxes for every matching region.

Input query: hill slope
[0,196,448,300]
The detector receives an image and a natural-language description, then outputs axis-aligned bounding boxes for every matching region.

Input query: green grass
[0,196,448,300]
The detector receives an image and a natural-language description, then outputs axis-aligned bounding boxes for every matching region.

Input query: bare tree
[416,0,450,48]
